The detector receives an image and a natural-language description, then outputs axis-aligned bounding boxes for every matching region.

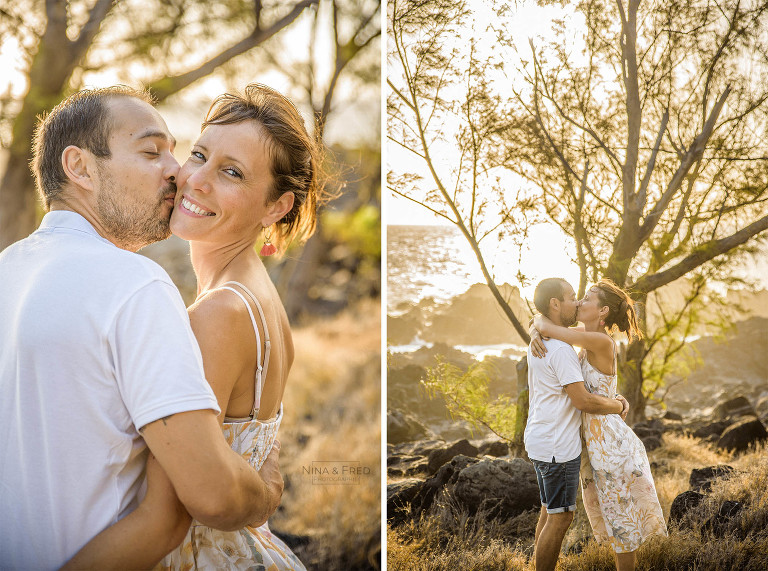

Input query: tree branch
[636,86,731,246]
[148,0,316,101]
[631,213,768,293]
[71,0,116,61]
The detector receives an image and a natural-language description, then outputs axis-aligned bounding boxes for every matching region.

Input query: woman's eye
[191,151,205,161]
[224,167,242,179]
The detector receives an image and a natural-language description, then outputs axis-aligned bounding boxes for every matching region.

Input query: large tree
[499,0,768,422]
[389,0,768,424]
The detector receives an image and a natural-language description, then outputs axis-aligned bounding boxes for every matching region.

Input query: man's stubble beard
[95,165,174,251]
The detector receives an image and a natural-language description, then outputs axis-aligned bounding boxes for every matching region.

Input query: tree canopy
[388,0,768,422]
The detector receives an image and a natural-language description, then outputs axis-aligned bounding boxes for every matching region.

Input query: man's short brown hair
[533,278,568,317]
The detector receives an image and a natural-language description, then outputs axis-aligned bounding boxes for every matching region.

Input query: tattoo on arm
[138,414,175,434]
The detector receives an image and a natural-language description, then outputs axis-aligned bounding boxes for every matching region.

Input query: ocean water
[387,224,768,315]
[387,223,586,315]
[387,225,479,313]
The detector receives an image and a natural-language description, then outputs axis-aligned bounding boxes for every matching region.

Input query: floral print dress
[159,282,306,571]
[579,347,667,553]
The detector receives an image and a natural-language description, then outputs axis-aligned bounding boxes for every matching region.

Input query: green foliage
[422,358,517,442]
[640,260,751,407]
[322,203,381,258]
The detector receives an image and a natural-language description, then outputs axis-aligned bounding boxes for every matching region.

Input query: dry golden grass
[388,436,768,570]
[272,298,381,570]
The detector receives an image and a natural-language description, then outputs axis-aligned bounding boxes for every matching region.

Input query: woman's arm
[61,455,191,570]
[533,314,612,354]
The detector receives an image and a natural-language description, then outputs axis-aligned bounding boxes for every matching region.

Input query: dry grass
[272,298,381,570]
[388,436,768,570]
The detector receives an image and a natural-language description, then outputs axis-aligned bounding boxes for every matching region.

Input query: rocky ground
[387,393,768,540]
[387,311,768,548]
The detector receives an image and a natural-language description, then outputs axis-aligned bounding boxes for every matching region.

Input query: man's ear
[548,297,560,317]
[61,146,96,192]
[261,191,295,228]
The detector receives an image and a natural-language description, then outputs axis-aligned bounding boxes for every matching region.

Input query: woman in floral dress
[532,279,667,571]
[64,84,322,569]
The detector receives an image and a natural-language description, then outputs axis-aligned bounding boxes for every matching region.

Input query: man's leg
[535,510,574,571]
[530,455,581,571]
[534,504,548,545]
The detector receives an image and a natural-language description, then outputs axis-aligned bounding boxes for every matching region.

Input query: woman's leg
[614,550,635,571]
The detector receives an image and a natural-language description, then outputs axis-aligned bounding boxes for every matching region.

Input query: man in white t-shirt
[0,87,283,569]
[524,278,629,571]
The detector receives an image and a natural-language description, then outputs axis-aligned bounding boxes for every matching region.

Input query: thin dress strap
[217,281,271,418]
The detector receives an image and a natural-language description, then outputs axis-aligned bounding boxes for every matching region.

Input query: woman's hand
[529,325,547,358]
[615,394,629,421]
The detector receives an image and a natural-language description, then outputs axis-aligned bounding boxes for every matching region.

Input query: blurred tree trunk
[270,0,381,319]
[0,0,113,249]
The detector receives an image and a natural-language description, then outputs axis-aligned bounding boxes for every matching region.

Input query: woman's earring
[260,230,277,256]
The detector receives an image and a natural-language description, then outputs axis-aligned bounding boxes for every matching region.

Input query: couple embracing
[524,277,668,571]
[0,84,321,569]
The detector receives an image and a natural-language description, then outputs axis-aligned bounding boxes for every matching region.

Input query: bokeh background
[0,1,381,569]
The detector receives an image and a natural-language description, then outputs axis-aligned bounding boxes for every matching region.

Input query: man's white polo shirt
[524,338,584,463]
[0,211,220,570]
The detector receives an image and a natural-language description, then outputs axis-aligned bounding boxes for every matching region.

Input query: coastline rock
[387,409,431,444]
[390,455,541,526]
[418,283,529,346]
[389,342,474,370]
[387,456,430,478]
[714,396,757,421]
[640,435,663,451]
[477,439,510,457]
[689,465,735,492]
[427,439,479,474]
[663,317,768,417]
[669,490,705,527]
[663,410,683,421]
[387,478,426,527]
[387,313,420,346]
[632,418,664,451]
[716,417,768,452]
[410,455,480,519]
[692,420,732,439]
[451,458,540,519]
[390,439,446,458]
[703,500,743,538]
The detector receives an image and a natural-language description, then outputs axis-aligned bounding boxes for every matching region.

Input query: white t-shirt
[524,338,584,463]
[0,211,220,570]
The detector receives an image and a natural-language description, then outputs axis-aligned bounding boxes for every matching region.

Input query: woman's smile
[179,195,216,217]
